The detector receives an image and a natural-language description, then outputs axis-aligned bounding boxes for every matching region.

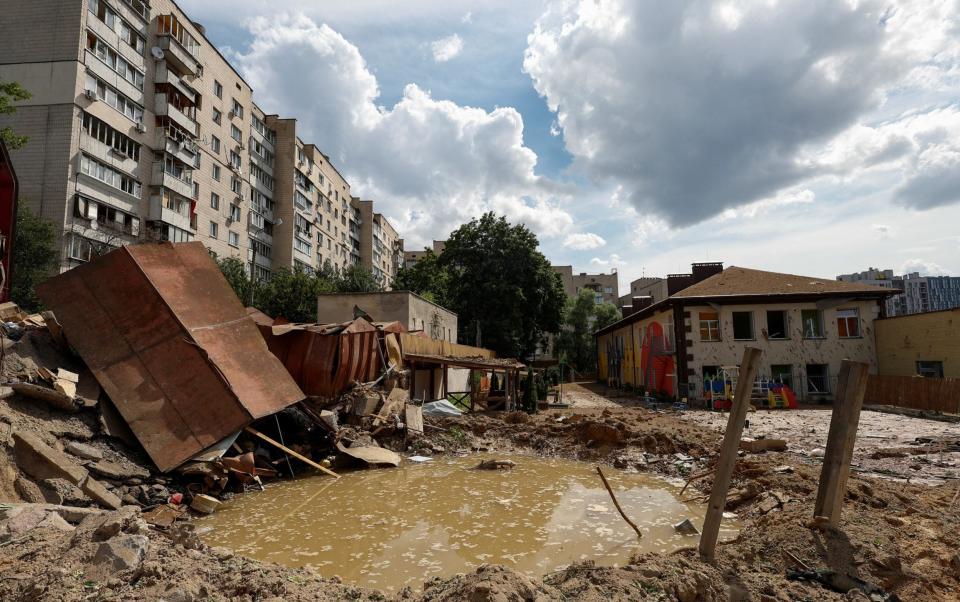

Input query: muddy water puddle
[199,454,737,592]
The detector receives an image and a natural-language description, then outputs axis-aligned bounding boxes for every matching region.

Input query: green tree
[10,206,59,311]
[594,302,621,331]
[0,80,31,149]
[259,266,334,323]
[554,293,623,373]
[441,213,565,359]
[393,249,449,305]
[334,263,381,293]
[521,367,539,413]
[217,256,254,306]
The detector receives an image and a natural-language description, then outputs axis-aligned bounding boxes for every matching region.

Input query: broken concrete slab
[64,441,104,461]
[87,459,150,481]
[11,382,78,413]
[14,475,46,503]
[40,478,90,506]
[336,441,401,467]
[405,404,424,435]
[80,478,122,510]
[740,438,787,453]
[93,534,149,570]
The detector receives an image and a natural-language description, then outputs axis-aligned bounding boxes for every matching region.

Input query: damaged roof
[672,266,898,299]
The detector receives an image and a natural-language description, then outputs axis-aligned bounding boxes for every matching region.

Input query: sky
[179,0,960,292]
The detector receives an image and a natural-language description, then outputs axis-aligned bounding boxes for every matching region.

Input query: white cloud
[717,189,815,221]
[589,254,624,271]
[523,0,960,226]
[431,34,464,62]
[235,15,570,248]
[872,224,893,239]
[563,232,606,250]
[901,258,954,275]
[462,11,473,24]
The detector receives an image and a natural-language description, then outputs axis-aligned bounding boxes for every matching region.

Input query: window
[74,196,140,236]
[231,124,242,142]
[119,20,146,54]
[836,308,860,338]
[81,112,141,160]
[229,150,241,168]
[230,99,244,119]
[79,154,141,197]
[698,311,720,341]
[771,364,793,389]
[86,33,145,90]
[230,177,242,194]
[210,192,220,210]
[766,310,788,340]
[209,221,218,238]
[88,0,116,29]
[228,231,239,247]
[229,204,241,222]
[192,181,199,200]
[294,238,312,255]
[806,364,830,394]
[732,311,754,340]
[210,135,221,154]
[801,309,824,339]
[214,80,223,99]
[916,361,944,378]
[212,108,222,124]
[212,164,220,181]
[251,115,276,144]
[84,74,143,122]
[250,163,274,191]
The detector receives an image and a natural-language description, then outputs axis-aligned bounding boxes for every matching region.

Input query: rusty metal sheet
[37,242,304,472]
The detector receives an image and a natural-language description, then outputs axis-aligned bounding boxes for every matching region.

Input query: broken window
[771,364,793,389]
[732,311,754,340]
[836,308,860,338]
[805,364,829,394]
[801,309,824,339]
[766,310,788,339]
[916,361,943,378]
[698,311,720,341]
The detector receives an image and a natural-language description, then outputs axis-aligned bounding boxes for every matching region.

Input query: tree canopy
[554,290,622,373]
[0,80,31,150]
[392,249,449,306]
[11,206,59,311]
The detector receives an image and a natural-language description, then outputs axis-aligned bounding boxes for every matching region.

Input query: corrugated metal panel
[37,242,304,472]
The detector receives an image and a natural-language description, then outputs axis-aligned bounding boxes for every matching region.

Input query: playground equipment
[703,366,798,410]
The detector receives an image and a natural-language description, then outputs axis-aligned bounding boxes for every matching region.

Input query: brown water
[198,454,737,593]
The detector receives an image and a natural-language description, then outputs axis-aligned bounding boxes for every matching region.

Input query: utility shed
[317,291,458,342]
[36,242,305,472]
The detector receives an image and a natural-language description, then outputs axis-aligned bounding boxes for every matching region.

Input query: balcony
[154,62,197,105]
[148,195,192,231]
[156,130,199,167]
[151,163,193,199]
[156,18,201,77]
[154,94,199,137]
[83,51,144,105]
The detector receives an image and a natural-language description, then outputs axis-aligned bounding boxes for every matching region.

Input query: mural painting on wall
[605,335,624,385]
[640,321,675,396]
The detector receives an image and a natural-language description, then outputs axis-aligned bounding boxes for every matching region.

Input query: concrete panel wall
[875,308,960,378]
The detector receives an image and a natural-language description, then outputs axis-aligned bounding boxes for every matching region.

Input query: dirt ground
[2,374,959,600]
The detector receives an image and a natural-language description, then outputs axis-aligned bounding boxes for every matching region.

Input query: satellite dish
[151,47,165,60]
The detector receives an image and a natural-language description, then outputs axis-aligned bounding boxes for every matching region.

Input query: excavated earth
[1,376,959,601]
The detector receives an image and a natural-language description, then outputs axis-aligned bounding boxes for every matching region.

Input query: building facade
[317,291,457,342]
[597,265,894,402]
[351,198,403,288]
[404,240,446,269]
[838,268,960,317]
[618,276,669,313]
[0,0,400,285]
[552,266,619,305]
[875,308,960,379]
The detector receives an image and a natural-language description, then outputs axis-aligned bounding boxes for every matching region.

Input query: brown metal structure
[37,242,305,472]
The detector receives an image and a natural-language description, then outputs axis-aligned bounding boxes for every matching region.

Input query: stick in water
[596,466,643,539]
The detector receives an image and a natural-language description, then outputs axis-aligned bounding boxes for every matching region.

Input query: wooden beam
[699,346,762,562]
[244,426,339,478]
[813,360,870,526]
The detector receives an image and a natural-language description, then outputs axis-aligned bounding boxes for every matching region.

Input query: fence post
[813,360,870,526]
[699,346,763,562]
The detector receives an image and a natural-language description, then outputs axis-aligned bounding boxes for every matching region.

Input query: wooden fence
[864,375,960,413]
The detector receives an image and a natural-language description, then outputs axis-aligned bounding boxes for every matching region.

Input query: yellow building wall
[875,308,960,377]
[596,309,675,393]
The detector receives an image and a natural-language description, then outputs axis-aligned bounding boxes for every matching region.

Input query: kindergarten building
[596,264,895,404]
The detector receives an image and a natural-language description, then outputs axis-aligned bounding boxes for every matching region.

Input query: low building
[317,290,457,342]
[618,276,668,309]
[404,240,446,269]
[875,308,960,378]
[597,265,895,402]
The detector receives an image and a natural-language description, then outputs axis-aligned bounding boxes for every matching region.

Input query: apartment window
[230,99,244,118]
[163,155,192,183]
[212,164,220,181]
[84,74,143,123]
[250,163,275,191]
[212,108,222,124]
[210,135,221,153]
[231,177,241,194]
[81,113,140,161]
[294,190,310,211]
[252,115,276,144]
[74,196,140,236]
[192,181,199,200]
[732,311,754,340]
[209,221,218,238]
[801,309,825,339]
[88,0,117,29]
[231,124,242,142]
[698,311,720,342]
[836,308,861,338]
[228,231,239,247]
[229,150,241,169]
[86,33,145,90]
[294,238,312,255]
[916,361,944,378]
[771,364,793,389]
[159,223,193,243]
[79,154,141,197]
[806,364,830,394]
[119,20,146,54]
[214,80,223,99]
[229,204,241,222]
[766,310,788,340]
[210,192,220,210]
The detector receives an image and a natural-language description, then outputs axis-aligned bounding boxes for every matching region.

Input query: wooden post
[813,360,870,526]
[244,426,339,478]
[699,346,762,562]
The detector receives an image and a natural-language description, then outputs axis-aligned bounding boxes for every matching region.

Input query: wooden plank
[405,404,424,435]
[813,360,869,526]
[699,346,762,562]
[865,374,960,413]
[244,426,340,478]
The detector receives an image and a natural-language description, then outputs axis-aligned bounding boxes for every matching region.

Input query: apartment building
[618,276,668,312]
[404,240,446,268]
[351,198,403,288]
[552,266,619,305]
[597,265,895,402]
[0,0,401,285]
[838,268,960,316]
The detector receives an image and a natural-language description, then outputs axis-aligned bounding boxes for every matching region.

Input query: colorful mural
[640,321,675,396]
[599,310,676,396]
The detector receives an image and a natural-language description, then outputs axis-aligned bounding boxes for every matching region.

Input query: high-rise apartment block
[0,0,402,287]
[837,267,960,316]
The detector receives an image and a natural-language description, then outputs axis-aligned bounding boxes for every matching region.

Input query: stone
[3,506,50,539]
[673,518,700,535]
[14,476,46,503]
[87,460,150,481]
[13,431,88,485]
[64,441,104,461]
[576,421,622,445]
[36,511,74,533]
[162,587,196,602]
[884,515,906,527]
[40,478,91,506]
[94,534,149,570]
[81,476,122,510]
